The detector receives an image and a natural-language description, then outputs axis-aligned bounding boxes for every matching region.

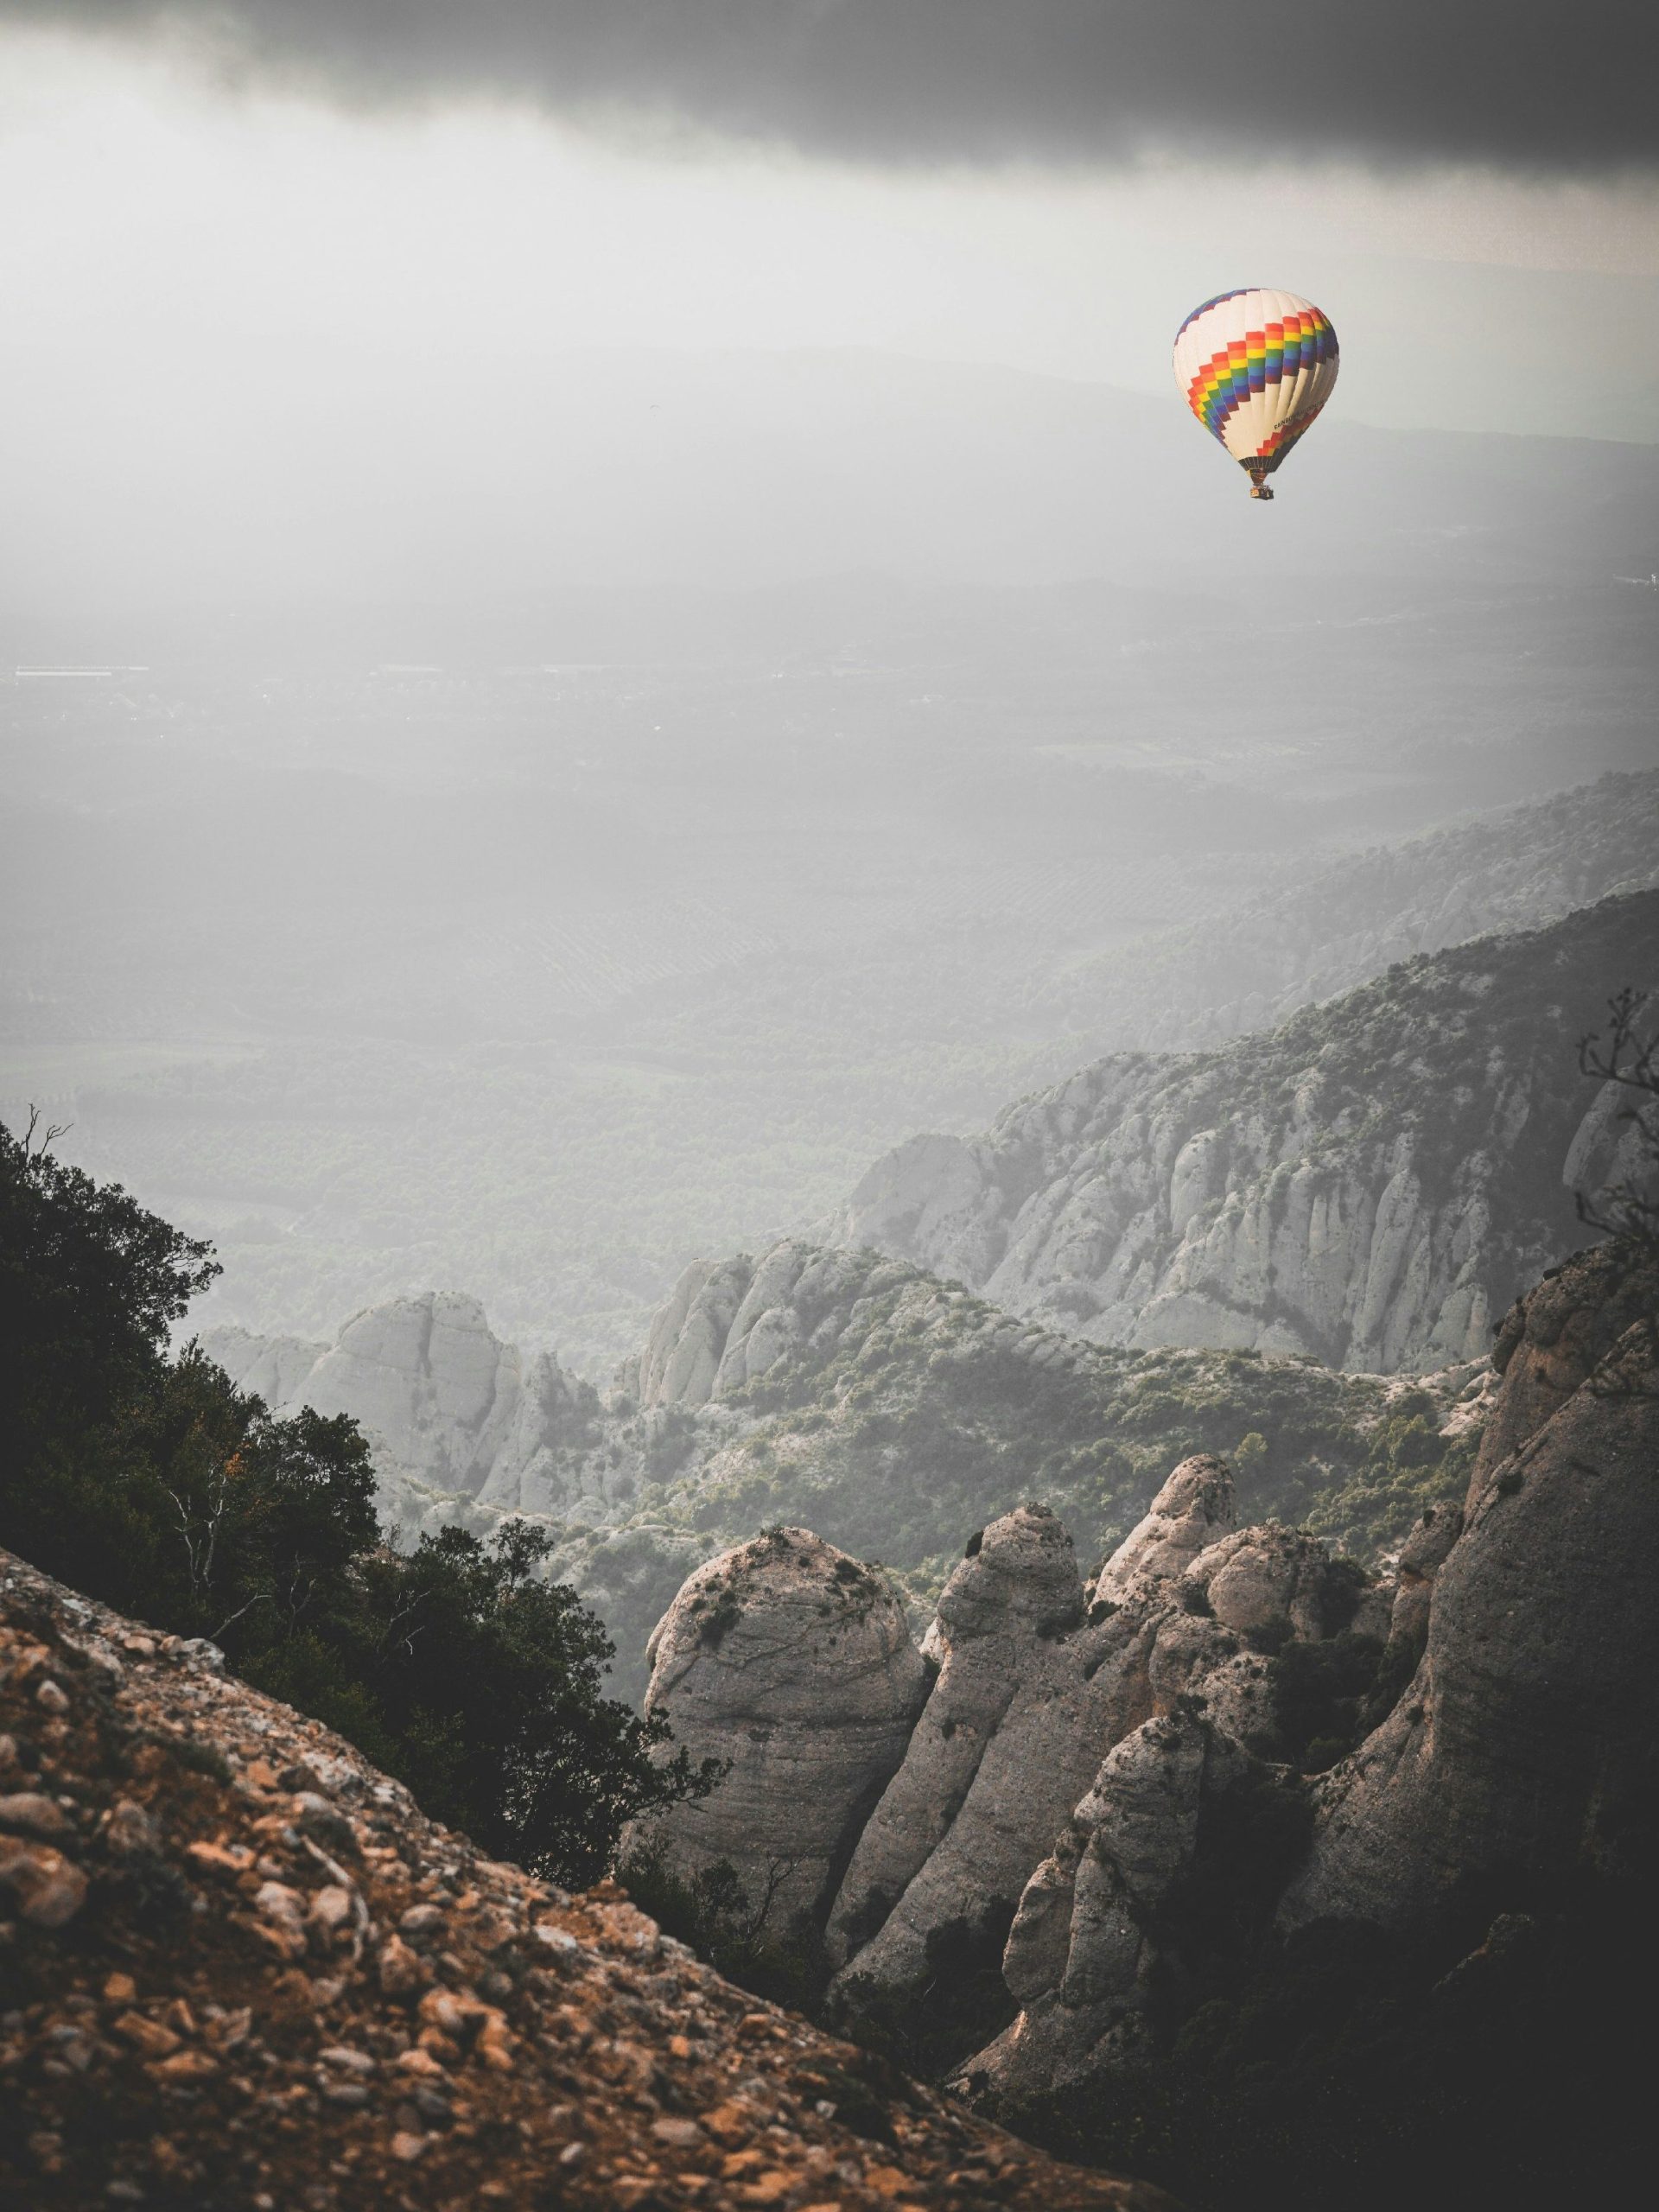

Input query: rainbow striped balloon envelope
[1173,289,1338,499]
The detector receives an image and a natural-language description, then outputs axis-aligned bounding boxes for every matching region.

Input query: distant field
[0,1039,263,1117]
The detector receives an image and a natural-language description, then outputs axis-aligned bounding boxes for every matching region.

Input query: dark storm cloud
[12,1,1657,173]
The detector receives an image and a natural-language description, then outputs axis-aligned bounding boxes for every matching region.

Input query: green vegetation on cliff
[538,1257,1484,1700]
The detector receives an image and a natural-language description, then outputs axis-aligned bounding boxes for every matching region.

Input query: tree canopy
[0,1113,711,1885]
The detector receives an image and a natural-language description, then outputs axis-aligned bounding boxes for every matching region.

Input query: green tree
[1,1109,217,1530]
[303,1521,715,1886]
[0,1114,711,1886]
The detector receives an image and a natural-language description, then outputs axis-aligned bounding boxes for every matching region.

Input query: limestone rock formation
[198,1323,328,1408]
[0,1548,1170,2212]
[204,1258,1483,1717]
[1185,1522,1346,1643]
[889,1502,1362,2090]
[925,1238,1659,2138]
[203,1292,610,1535]
[1090,1454,1235,1603]
[630,1256,760,1408]
[825,891,1657,1371]
[824,1505,1109,1993]
[627,1528,929,1937]
[969,1711,1268,2097]
[1382,1498,1463,1662]
[1463,1236,1659,1496]
[821,1471,1370,2024]
[1281,1242,1659,1934]
[620,1241,896,1410]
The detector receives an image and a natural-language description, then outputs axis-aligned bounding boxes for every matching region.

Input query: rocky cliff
[211,1249,1490,1708]
[1280,1236,1659,1934]
[626,1529,928,1940]
[639,1463,1383,2054]
[202,1292,617,1539]
[960,1239,1659,2194]
[0,1546,1172,2212]
[631,1238,1659,2208]
[827,891,1657,1372]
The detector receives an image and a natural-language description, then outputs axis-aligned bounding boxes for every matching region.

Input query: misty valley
[6,413,1655,1375]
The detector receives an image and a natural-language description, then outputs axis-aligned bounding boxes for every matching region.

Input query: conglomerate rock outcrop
[967,1708,1267,2097]
[818,1468,1370,2017]
[204,1293,612,1535]
[1090,1453,1235,1603]
[1279,1241,1659,1936]
[823,1504,1103,1993]
[637,1236,1658,2131]
[638,1461,1370,2034]
[950,1243,1659,2107]
[625,1528,929,1939]
[620,1243,909,1410]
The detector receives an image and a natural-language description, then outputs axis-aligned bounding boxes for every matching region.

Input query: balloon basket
[1249,483,1274,500]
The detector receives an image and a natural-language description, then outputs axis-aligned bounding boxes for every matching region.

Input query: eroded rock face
[1383,1500,1463,1661]
[203,1294,606,1533]
[967,1713,1271,2099]
[630,1257,758,1409]
[916,1509,1361,2093]
[824,1506,1109,1993]
[197,1325,327,1409]
[824,891,1657,1372]
[1187,1524,1343,1643]
[1091,1456,1236,1604]
[620,1241,895,1410]
[627,1528,927,1937]
[917,1239,1659,2124]
[1466,1238,1658,1500]
[1281,1243,1659,1936]
[823,1472,1367,2030]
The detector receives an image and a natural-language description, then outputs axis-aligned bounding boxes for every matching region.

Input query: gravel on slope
[0,1548,1173,2212]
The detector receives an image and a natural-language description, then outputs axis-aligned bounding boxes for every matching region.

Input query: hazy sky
[2,12,1655,626]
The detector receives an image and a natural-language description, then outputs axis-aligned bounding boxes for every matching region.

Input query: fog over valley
[6,345,1656,1365]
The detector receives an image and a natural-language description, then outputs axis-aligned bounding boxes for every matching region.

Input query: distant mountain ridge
[1042,767,1659,1058]
[828,890,1658,1370]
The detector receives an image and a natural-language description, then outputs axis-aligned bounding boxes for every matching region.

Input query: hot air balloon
[1173,289,1338,500]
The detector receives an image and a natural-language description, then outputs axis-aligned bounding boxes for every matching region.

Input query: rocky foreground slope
[828,891,1657,1371]
[0,1553,1173,2212]
[631,1237,1659,2192]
